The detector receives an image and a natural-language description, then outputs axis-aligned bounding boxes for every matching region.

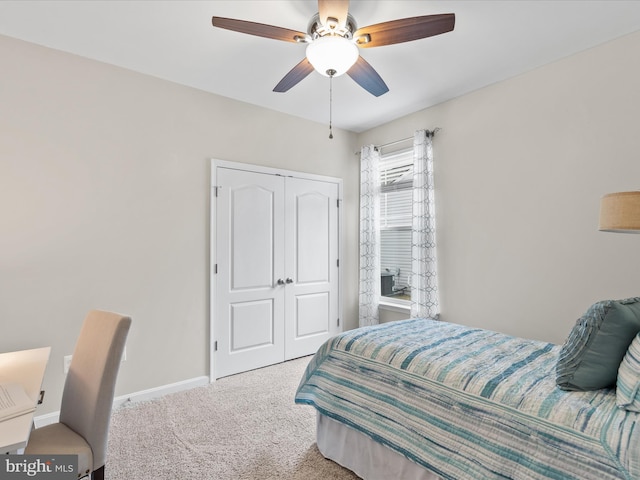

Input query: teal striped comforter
[295,319,639,480]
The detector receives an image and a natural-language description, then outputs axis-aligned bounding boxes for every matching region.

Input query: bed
[295,317,640,480]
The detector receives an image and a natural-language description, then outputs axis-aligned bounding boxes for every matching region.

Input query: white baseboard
[33,375,210,428]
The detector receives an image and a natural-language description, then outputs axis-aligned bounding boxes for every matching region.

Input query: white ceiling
[1,1,640,133]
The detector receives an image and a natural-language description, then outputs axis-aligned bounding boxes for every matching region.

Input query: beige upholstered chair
[26,310,131,480]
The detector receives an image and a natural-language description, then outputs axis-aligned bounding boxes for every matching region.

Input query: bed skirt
[316,412,442,480]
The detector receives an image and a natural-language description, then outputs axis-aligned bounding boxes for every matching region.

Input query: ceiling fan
[211,0,455,97]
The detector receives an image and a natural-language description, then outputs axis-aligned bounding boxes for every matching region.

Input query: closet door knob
[276,278,285,285]
[285,278,294,284]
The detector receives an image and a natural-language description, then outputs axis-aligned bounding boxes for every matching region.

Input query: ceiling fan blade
[354,14,455,48]
[318,0,349,28]
[212,17,307,43]
[347,56,389,97]
[273,58,315,93]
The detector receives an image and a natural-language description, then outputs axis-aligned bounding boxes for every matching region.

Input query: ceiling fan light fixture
[306,35,358,77]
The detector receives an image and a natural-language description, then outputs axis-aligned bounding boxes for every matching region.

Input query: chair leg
[91,466,105,480]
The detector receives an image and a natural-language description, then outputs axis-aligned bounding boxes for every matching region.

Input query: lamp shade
[306,36,358,77]
[599,191,640,233]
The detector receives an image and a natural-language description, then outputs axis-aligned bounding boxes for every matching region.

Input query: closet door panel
[230,300,274,351]
[296,192,330,284]
[295,292,329,337]
[215,168,285,378]
[230,185,276,290]
[285,177,339,360]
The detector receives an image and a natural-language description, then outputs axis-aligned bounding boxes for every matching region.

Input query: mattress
[295,318,639,480]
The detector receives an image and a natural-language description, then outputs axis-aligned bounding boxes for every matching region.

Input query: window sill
[379,300,411,314]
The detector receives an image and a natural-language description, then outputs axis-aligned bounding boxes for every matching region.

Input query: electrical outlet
[63,355,72,375]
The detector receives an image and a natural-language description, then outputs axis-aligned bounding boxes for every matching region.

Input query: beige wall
[0,34,359,414]
[3,27,640,414]
[358,30,640,344]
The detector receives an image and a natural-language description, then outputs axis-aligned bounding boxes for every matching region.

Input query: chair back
[59,310,131,470]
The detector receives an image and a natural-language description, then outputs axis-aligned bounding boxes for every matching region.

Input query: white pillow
[617,332,640,411]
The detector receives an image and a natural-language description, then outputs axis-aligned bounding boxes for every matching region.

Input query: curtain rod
[375,127,441,150]
[354,128,441,155]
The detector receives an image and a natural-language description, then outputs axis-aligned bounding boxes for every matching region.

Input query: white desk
[0,347,51,453]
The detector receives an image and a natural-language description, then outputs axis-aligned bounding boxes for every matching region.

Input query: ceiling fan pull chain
[328,68,336,139]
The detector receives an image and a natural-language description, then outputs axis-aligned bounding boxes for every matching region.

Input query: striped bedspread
[295,319,639,480]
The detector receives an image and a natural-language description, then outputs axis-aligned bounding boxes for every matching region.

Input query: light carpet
[106,356,359,479]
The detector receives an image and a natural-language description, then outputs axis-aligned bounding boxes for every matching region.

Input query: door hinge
[336,259,339,267]
[337,199,341,208]
[337,318,340,327]
[214,264,218,274]
[214,186,221,197]
[214,341,218,352]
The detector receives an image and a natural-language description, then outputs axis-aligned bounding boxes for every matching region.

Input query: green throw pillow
[617,332,640,411]
[556,297,640,391]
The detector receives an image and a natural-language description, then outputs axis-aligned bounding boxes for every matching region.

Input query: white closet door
[284,177,340,359]
[215,167,285,378]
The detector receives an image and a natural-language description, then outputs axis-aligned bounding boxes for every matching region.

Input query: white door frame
[210,159,343,382]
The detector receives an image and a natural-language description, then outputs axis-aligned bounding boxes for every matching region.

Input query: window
[379,149,413,302]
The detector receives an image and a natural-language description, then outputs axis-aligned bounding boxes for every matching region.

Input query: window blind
[379,148,413,296]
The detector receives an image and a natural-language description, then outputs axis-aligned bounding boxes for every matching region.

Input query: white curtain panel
[410,130,440,319]
[359,145,381,327]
